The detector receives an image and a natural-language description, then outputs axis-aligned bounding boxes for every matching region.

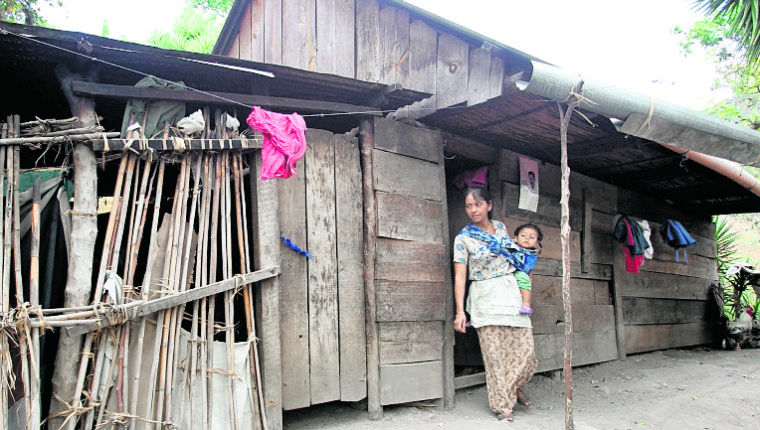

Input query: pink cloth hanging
[246,106,307,180]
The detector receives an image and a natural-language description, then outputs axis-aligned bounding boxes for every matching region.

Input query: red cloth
[621,219,644,272]
[246,106,307,180]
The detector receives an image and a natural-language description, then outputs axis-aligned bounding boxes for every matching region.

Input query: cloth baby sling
[459,224,538,273]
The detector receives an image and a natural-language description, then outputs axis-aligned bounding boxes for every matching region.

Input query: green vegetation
[147,0,233,54]
[0,0,59,25]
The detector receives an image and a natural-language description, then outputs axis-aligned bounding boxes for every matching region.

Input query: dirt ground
[282,347,760,429]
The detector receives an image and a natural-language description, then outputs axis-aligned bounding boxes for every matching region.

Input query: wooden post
[249,151,281,430]
[439,139,455,410]
[359,117,381,420]
[558,83,584,430]
[48,65,99,430]
[581,189,593,274]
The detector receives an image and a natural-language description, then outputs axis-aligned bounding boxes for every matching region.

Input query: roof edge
[518,60,760,167]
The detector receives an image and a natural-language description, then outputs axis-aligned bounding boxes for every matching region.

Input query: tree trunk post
[47,65,99,430]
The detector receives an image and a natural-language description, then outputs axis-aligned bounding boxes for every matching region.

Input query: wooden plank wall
[277,128,366,410]
[616,189,719,355]
[371,117,452,406]
[445,136,619,372]
[226,0,504,106]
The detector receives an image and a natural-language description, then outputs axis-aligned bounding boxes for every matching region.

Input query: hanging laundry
[635,219,654,260]
[613,215,650,273]
[246,106,307,180]
[659,219,696,262]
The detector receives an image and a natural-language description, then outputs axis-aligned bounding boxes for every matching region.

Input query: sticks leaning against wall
[0,112,269,429]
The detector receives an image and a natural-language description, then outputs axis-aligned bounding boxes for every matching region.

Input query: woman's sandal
[516,388,531,406]
[497,413,513,422]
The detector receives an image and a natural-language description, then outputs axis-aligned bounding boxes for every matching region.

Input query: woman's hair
[514,223,544,243]
[464,187,492,204]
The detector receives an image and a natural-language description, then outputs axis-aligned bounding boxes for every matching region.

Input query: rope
[635,96,657,135]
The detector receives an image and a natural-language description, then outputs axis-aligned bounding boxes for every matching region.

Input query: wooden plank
[316,0,338,74]
[532,258,612,280]
[305,129,340,404]
[380,361,443,405]
[356,0,381,81]
[334,0,356,78]
[408,18,437,94]
[582,188,593,273]
[249,151,283,428]
[594,280,612,305]
[373,149,441,201]
[227,34,240,58]
[616,268,713,300]
[238,3,253,60]
[436,33,468,108]
[531,305,615,335]
[593,210,616,233]
[282,0,317,70]
[277,159,310,410]
[612,245,717,280]
[375,238,446,282]
[392,9,410,86]
[359,118,382,419]
[438,144,455,410]
[379,321,443,364]
[623,297,714,325]
[467,48,492,106]
[590,232,613,265]
[624,322,715,355]
[612,242,627,360]
[72,81,381,116]
[264,0,283,64]
[647,219,716,259]
[377,5,395,84]
[63,267,280,336]
[617,189,715,238]
[455,373,485,390]
[441,131,498,164]
[373,117,442,163]
[534,327,618,373]
[250,0,265,61]
[335,132,367,402]
[488,54,505,99]
[376,280,447,321]
[376,191,443,243]
[90,138,262,152]
[531,276,599,307]
[498,149,618,214]
[501,182,584,231]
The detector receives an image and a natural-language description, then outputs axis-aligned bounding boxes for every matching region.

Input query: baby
[513,223,543,314]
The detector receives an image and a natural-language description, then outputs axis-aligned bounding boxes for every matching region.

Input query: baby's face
[516,228,539,249]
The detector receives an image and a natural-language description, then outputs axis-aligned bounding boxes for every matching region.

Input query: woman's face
[464,194,492,225]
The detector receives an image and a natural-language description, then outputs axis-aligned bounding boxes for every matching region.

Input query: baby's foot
[519,305,533,314]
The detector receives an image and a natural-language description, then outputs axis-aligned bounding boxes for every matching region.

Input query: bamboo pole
[198,156,213,430]
[558,85,583,430]
[207,153,223,426]
[221,150,239,430]
[129,159,165,430]
[0,123,7,430]
[28,178,42,429]
[233,152,264,429]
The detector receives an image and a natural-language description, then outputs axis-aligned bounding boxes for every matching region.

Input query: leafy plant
[715,216,740,283]
[723,263,760,319]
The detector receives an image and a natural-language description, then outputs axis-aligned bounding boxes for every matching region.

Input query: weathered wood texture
[226,0,505,104]
[277,129,366,410]
[371,118,450,407]
[335,133,366,402]
[612,189,719,356]
[305,129,340,404]
[277,159,309,409]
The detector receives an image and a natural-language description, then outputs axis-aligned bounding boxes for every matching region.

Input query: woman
[453,187,537,422]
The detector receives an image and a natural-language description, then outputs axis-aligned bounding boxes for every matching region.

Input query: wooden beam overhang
[70,80,383,116]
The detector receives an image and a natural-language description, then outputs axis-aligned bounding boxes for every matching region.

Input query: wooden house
[1,0,760,428]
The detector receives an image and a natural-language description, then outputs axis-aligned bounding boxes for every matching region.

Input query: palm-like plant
[147,8,223,54]
[693,0,760,70]
[715,215,740,283]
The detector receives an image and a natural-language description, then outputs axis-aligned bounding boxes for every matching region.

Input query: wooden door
[368,117,454,407]
[277,129,366,410]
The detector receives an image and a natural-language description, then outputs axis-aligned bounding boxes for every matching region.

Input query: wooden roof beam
[70,80,382,116]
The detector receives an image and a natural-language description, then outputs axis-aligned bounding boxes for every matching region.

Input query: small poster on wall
[518,156,539,212]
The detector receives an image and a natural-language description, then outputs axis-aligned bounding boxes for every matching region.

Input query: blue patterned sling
[460,223,538,273]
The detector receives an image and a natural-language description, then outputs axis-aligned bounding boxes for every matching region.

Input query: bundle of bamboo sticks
[1,111,267,430]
